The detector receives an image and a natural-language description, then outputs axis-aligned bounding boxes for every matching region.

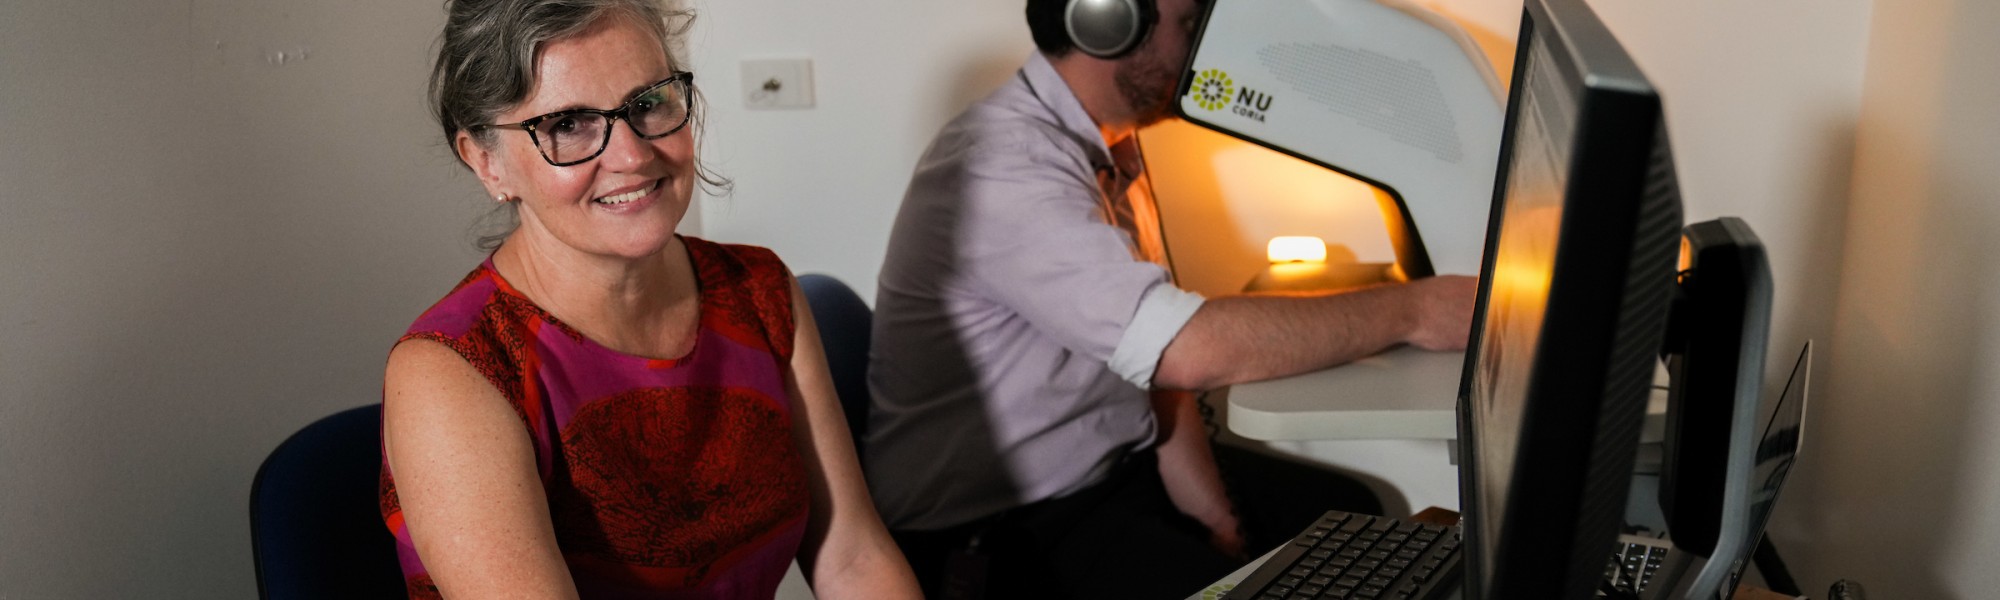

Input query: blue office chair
[798,274,874,456]
[249,403,406,599]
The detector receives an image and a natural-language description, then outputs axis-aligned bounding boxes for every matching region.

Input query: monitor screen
[1464,21,1574,573]
[1455,0,1683,597]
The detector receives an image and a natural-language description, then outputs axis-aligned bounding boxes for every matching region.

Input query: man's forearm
[1155,284,1414,390]
[1153,275,1476,391]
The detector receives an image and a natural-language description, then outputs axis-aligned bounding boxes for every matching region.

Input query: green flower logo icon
[1190,68,1234,111]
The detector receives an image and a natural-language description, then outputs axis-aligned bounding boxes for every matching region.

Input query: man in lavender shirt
[863,0,1478,596]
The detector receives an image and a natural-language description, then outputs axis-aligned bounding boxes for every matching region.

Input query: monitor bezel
[1454,0,1683,597]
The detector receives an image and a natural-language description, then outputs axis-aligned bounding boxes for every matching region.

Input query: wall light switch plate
[740,58,814,109]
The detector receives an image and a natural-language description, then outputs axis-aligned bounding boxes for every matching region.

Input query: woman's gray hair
[431,0,730,250]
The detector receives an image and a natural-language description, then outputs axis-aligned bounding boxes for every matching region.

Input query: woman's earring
[494,194,511,203]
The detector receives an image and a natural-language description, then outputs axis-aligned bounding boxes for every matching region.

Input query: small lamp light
[1267,236,1328,264]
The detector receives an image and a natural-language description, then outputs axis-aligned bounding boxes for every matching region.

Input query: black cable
[1193,390,1255,558]
[1196,390,1221,441]
[1752,534,1802,596]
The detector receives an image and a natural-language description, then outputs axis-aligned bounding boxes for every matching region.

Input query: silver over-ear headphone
[1065,0,1158,59]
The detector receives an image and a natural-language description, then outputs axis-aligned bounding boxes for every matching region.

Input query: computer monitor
[1454,0,1683,597]
[1657,217,1775,559]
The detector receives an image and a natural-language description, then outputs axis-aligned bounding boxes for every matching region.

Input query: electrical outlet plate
[740,58,814,109]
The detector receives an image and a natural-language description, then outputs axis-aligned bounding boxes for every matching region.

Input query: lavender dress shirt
[864,53,1208,531]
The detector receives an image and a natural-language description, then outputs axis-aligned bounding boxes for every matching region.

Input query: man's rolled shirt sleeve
[1109,281,1205,388]
[952,134,1205,389]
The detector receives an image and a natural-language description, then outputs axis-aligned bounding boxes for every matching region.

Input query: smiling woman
[375,1,921,598]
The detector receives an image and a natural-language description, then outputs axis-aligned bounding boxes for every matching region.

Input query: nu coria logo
[1190,68,1235,111]
[1188,68,1275,122]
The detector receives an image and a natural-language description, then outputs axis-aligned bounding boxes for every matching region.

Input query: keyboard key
[1341,517,1372,533]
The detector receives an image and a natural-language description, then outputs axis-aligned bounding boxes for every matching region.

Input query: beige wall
[1801,0,2000,595]
[0,0,489,596]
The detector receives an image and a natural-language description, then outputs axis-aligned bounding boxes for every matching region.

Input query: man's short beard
[1116,54,1180,127]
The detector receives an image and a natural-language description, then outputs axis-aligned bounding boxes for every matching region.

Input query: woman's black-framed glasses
[476,72,695,167]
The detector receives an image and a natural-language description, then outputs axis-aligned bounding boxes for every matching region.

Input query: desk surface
[1227,346,1669,442]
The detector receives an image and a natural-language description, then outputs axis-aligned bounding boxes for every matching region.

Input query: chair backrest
[249,403,406,599]
[797,274,874,456]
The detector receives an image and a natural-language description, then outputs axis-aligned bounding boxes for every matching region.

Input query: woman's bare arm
[782,277,923,599]
[382,339,580,599]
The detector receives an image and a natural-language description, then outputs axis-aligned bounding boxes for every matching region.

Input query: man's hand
[1404,275,1479,351]
[1207,520,1250,563]
[1149,390,1251,563]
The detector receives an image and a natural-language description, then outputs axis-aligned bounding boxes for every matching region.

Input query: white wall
[1584,0,1874,399]
[683,0,1036,301]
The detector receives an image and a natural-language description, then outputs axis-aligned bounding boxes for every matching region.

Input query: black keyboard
[1226,510,1462,600]
[1600,538,1669,595]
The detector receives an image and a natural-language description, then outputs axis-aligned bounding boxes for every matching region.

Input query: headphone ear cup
[1065,0,1156,59]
